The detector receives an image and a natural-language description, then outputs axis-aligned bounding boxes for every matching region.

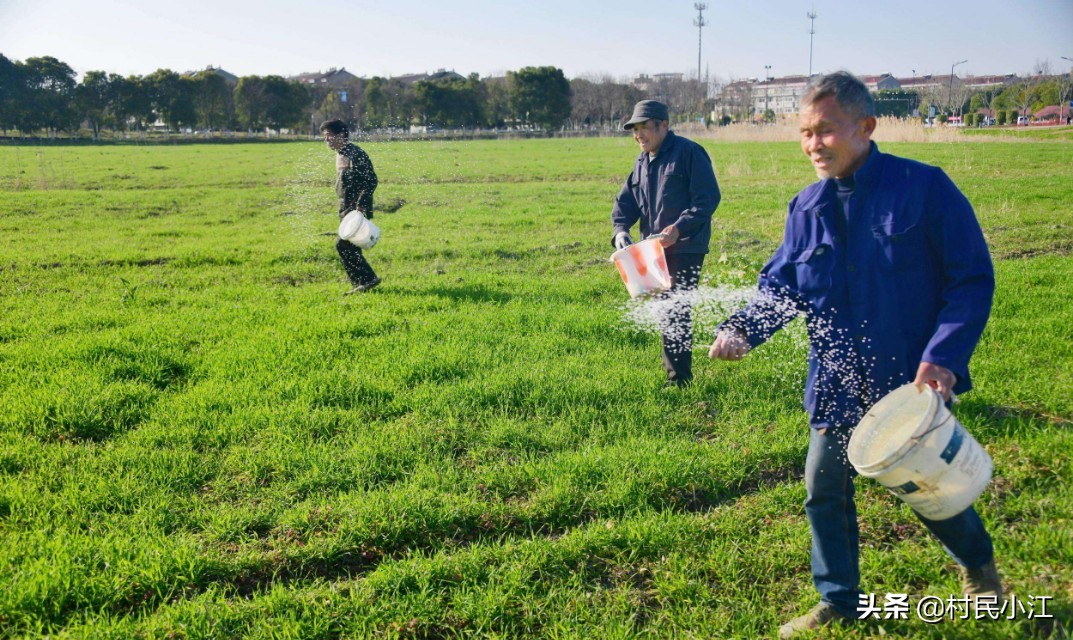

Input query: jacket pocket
[872,222,927,272]
[791,243,833,293]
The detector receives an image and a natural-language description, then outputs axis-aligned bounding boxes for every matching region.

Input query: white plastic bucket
[611,238,672,298]
[847,383,992,521]
[338,210,381,249]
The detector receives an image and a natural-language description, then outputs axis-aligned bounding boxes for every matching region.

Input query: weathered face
[630,119,669,154]
[798,96,875,179]
[324,132,346,151]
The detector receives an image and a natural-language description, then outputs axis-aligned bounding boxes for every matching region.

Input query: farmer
[321,119,381,294]
[611,100,721,388]
[708,72,1000,637]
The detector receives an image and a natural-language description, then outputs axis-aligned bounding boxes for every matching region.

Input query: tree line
[0,54,718,138]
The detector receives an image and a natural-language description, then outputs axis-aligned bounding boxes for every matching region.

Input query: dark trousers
[805,425,995,616]
[336,238,378,286]
[659,252,705,383]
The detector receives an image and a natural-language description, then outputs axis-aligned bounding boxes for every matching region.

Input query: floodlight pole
[694,3,709,118]
[949,59,967,117]
[807,11,818,79]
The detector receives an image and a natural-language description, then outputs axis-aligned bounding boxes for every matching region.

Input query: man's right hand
[709,328,750,361]
[613,232,633,250]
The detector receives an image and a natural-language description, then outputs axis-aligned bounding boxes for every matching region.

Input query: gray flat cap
[623,100,670,129]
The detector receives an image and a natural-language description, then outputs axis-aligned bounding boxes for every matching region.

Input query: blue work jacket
[722,143,994,429]
[611,131,721,254]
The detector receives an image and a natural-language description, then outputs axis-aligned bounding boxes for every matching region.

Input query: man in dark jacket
[611,100,721,387]
[708,72,1001,638]
[321,119,380,294]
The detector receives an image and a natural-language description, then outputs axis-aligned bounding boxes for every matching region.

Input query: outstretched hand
[709,328,750,361]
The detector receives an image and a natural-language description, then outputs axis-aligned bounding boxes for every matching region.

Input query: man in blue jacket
[611,100,721,387]
[708,72,1001,637]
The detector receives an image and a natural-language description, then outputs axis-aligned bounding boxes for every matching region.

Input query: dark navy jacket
[722,143,994,429]
[611,131,720,254]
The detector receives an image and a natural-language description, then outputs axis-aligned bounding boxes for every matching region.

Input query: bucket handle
[908,386,956,441]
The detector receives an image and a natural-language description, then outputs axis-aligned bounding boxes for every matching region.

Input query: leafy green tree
[145,69,196,131]
[310,80,363,129]
[481,76,512,128]
[1033,79,1059,111]
[234,75,307,133]
[414,74,482,128]
[234,76,267,131]
[115,75,154,131]
[508,66,571,130]
[192,71,233,131]
[873,89,918,118]
[318,90,348,125]
[261,76,308,132]
[76,70,113,139]
[0,53,24,133]
[364,77,414,129]
[19,56,78,134]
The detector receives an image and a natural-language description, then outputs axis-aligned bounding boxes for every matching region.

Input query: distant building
[291,67,360,87]
[184,65,238,85]
[749,75,812,116]
[895,74,959,91]
[631,72,685,94]
[962,74,1017,89]
[859,73,901,92]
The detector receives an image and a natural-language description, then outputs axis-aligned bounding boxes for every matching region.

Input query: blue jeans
[805,425,995,616]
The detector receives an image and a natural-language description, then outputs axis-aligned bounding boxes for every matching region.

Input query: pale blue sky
[1,0,1070,81]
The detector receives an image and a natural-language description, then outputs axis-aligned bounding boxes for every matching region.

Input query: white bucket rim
[609,237,672,297]
[608,236,666,264]
[849,384,943,475]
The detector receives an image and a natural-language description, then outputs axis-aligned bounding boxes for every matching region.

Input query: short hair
[801,71,875,120]
[319,119,349,137]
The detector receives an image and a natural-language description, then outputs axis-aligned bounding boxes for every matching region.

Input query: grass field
[0,135,1070,639]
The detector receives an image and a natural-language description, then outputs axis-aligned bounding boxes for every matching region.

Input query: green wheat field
[1,135,1070,639]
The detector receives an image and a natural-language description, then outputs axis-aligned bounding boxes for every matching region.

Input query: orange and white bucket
[611,238,672,298]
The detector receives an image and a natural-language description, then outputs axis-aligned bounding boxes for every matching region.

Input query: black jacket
[336,142,378,217]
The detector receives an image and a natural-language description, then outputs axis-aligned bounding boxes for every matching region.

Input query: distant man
[321,119,381,294]
[611,100,721,387]
[708,72,1000,637]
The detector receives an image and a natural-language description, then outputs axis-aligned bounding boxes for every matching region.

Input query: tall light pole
[694,4,708,85]
[807,11,818,79]
[694,3,708,120]
[949,59,967,117]
[764,65,772,121]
